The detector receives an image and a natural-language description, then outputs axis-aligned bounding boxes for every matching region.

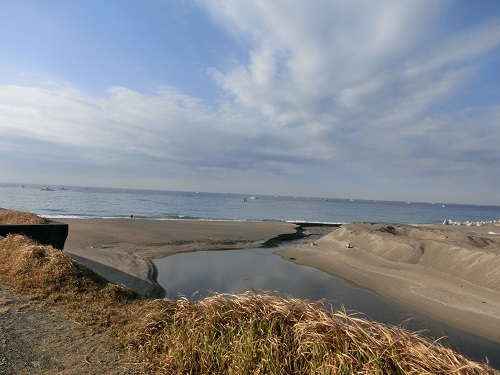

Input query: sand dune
[331,223,500,290]
[278,222,500,343]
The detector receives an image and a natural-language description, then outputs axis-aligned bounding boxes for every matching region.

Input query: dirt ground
[0,286,143,375]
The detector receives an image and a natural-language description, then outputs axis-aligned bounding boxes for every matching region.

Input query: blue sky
[1,1,500,205]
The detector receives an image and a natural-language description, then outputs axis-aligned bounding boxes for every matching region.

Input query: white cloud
[201,1,500,174]
[2,1,500,202]
[0,83,325,177]
[202,0,450,129]
[405,20,500,80]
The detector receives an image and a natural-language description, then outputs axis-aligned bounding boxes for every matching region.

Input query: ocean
[1,182,499,224]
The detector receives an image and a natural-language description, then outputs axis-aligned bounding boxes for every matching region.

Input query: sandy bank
[59,219,298,297]
[58,218,500,343]
[277,222,500,343]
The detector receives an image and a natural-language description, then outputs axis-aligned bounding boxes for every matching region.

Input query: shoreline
[278,222,500,344]
[58,218,500,343]
[59,218,300,297]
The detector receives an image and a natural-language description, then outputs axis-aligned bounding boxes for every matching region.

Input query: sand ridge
[278,222,500,343]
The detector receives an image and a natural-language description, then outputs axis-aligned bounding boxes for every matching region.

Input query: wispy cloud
[201,1,500,178]
[0,84,316,179]
[1,1,500,202]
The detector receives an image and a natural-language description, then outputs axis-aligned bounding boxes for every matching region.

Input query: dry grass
[0,234,141,330]
[0,234,498,374]
[0,208,49,224]
[127,293,497,374]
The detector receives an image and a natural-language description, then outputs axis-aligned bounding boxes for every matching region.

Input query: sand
[277,222,500,343]
[58,218,500,343]
[59,219,299,297]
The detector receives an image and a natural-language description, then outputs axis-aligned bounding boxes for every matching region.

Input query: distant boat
[19,185,25,188]
[248,196,258,200]
[40,187,54,191]
[58,187,68,190]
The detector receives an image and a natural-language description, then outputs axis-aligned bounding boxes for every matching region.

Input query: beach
[278,222,500,343]
[59,218,500,343]
[59,219,299,297]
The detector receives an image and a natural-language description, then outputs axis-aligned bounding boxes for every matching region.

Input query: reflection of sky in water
[154,247,500,367]
[155,248,436,329]
[156,248,389,316]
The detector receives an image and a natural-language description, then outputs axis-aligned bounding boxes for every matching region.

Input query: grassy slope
[0,208,49,224]
[0,233,497,375]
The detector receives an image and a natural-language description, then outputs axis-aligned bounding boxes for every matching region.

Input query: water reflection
[154,245,500,368]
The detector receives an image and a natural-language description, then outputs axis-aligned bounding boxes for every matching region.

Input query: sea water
[2,182,500,367]
[1,182,499,224]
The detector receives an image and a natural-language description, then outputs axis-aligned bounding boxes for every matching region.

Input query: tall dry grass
[0,233,498,374]
[0,234,141,329]
[127,293,496,374]
[0,208,48,224]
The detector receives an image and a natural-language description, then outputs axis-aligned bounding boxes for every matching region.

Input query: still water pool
[154,242,500,368]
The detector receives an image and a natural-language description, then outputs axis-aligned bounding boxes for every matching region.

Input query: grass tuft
[0,233,498,374]
[0,234,141,330]
[0,208,49,224]
[126,293,497,374]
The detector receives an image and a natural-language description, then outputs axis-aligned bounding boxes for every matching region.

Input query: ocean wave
[43,214,282,222]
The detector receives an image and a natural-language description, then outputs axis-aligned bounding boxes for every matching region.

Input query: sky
[1,1,500,205]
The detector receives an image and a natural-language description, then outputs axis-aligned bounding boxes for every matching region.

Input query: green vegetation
[0,233,497,374]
